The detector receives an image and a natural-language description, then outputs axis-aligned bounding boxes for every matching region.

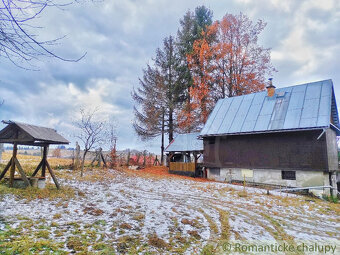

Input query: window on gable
[282,171,296,180]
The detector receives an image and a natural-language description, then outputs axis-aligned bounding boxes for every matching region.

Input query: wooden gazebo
[0,121,69,189]
[165,132,204,177]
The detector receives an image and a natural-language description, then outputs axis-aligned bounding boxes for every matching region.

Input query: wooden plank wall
[203,130,329,171]
[169,162,196,172]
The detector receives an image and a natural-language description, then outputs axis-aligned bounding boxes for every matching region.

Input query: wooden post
[0,143,3,162]
[41,146,48,177]
[74,142,80,170]
[46,161,60,189]
[193,152,198,177]
[9,143,17,188]
[31,159,43,177]
[14,157,31,187]
[127,149,131,166]
[98,148,102,167]
[153,155,160,166]
[0,157,12,181]
[101,153,107,168]
[143,150,146,167]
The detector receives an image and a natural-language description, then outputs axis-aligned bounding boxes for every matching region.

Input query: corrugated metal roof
[165,132,203,152]
[0,121,69,145]
[200,79,339,137]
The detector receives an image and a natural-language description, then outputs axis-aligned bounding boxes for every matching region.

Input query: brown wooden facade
[203,130,330,171]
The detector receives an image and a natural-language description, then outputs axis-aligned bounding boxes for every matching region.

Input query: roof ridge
[9,120,56,131]
[215,79,333,102]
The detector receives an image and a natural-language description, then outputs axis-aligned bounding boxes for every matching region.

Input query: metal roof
[165,132,203,152]
[200,79,340,137]
[0,121,69,145]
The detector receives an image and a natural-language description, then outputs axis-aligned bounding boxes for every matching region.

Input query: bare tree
[0,0,89,67]
[75,108,106,177]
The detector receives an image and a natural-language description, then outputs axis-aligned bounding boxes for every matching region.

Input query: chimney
[266,78,276,97]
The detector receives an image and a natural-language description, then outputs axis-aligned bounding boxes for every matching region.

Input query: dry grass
[181,218,201,228]
[148,233,168,249]
[199,208,218,237]
[1,152,73,168]
[120,223,133,230]
[0,183,75,201]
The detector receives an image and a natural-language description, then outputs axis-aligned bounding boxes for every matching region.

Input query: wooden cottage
[0,121,69,189]
[200,79,339,196]
[165,132,203,177]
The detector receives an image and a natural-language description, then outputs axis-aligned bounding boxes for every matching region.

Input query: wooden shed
[200,79,339,196]
[0,121,69,189]
[165,132,203,177]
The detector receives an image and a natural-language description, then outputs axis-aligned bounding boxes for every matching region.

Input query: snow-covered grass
[0,167,339,254]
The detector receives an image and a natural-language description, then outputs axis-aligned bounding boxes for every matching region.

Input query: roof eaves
[199,126,329,138]
[330,123,340,136]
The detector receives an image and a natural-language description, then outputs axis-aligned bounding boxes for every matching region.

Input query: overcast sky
[0,0,339,152]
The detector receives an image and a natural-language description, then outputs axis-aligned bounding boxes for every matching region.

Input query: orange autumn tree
[179,13,275,130]
[178,27,216,130]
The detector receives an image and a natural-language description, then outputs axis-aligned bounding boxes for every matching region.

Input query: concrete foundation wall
[326,128,338,171]
[207,168,332,196]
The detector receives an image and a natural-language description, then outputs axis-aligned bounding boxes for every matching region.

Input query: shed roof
[165,132,203,152]
[200,79,340,137]
[0,121,69,146]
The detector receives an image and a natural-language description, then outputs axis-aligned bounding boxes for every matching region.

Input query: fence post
[127,149,130,166]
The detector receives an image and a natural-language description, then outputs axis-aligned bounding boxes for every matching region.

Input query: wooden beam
[41,146,48,177]
[9,143,17,187]
[31,159,43,177]
[14,158,31,187]
[101,153,107,167]
[0,157,12,181]
[46,160,60,190]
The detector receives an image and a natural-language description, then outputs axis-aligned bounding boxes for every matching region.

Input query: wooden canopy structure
[0,121,69,189]
[165,133,204,177]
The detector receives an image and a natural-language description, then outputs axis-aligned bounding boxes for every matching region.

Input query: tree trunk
[161,109,165,165]
[81,150,88,177]
[168,36,174,144]
[168,108,174,143]
[187,86,192,132]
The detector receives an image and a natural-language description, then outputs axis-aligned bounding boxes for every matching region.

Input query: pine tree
[133,36,182,163]
[176,6,213,132]
[155,36,183,143]
[133,65,166,163]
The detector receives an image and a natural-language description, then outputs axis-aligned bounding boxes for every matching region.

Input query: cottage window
[209,168,220,176]
[281,171,296,180]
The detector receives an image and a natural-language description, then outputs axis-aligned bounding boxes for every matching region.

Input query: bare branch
[73,107,107,176]
[0,0,90,68]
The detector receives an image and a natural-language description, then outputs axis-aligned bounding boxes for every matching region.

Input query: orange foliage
[128,166,211,182]
[180,13,275,129]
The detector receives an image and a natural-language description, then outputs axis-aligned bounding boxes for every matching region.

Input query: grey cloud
[1,0,340,153]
